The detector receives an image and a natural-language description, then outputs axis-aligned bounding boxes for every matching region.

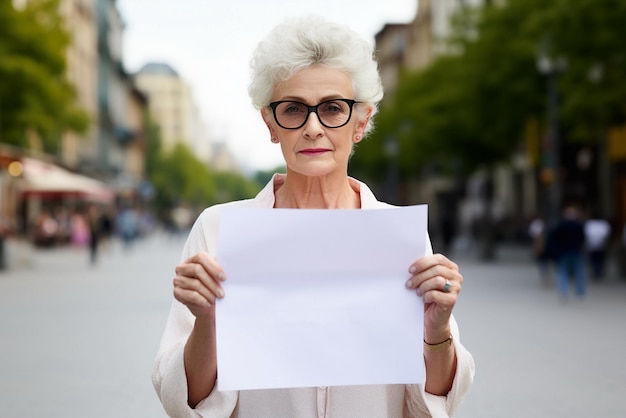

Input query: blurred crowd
[0,201,199,271]
[527,205,625,299]
[30,205,150,250]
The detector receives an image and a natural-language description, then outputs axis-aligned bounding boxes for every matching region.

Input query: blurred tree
[254,165,286,187]
[214,171,261,203]
[149,141,260,217]
[150,143,216,213]
[0,0,88,151]
[143,111,162,180]
[523,0,626,136]
[352,0,626,258]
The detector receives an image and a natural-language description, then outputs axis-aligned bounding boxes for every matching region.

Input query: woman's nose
[303,111,324,139]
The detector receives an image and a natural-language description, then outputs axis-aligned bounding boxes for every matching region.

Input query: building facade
[133,62,212,164]
[375,0,536,249]
[1,0,148,241]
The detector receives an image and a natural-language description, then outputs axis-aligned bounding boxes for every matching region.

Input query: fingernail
[409,265,416,274]
[416,288,422,296]
[406,279,413,288]
[217,288,225,298]
[218,272,226,281]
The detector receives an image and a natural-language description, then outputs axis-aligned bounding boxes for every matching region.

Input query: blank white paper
[215,205,428,391]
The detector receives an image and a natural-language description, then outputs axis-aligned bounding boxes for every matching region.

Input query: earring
[355,135,362,141]
[271,137,279,143]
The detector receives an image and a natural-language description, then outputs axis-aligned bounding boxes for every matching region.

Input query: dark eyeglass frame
[268,98,360,130]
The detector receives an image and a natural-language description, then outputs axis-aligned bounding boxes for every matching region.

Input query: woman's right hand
[173,251,226,317]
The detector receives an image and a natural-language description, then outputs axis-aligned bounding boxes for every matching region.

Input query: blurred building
[1,0,148,243]
[133,62,213,164]
[92,0,146,191]
[375,0,626,249]
[210,142,238,172]
[6,0,147,189]
[375,0,536,248]
[57,0,99,168]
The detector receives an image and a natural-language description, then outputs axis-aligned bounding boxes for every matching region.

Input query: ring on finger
[443,279,452,293]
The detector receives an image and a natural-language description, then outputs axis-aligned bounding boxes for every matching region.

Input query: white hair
[248,15,384,137]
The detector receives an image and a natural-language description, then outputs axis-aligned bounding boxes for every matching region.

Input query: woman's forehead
[273,66,353,102]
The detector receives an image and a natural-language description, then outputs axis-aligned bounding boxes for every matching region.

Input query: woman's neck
[273,172,361,209]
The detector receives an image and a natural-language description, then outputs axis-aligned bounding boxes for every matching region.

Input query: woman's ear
[261,108,277,139]
[354,107,373,143]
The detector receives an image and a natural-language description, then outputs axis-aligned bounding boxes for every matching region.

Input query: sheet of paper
[215,205,428,391]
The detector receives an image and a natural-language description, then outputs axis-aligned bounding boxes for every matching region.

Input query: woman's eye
[323,103,344,113]
[284,104,303,113]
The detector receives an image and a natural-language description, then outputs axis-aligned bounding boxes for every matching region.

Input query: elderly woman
[153,16,474,417]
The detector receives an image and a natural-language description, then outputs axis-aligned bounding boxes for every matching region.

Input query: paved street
[0,236,625,417]
[0,235,178,418]
[452,247,626,418]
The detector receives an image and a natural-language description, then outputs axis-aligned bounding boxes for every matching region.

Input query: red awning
[18,157,115,203]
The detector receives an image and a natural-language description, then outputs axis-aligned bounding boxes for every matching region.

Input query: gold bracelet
[423,335,453,352]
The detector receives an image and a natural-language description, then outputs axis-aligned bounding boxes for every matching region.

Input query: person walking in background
[86,205,101,265]
[70,209,90,249]
[117,205,139,248]
[99,207,115,253]
[553,204,587,301]
[528,215,552,286]
[584,211,611,281]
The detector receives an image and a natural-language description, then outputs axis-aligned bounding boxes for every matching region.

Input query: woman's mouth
[300,148,330,156]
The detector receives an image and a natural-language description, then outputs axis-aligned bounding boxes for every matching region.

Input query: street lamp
[536,40,567,225]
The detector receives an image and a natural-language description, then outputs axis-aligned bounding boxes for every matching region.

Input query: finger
[173,274,221,303]
[407,264,462,290]
[413,275,456,296]
[185,252,227,282]
[422,287,456,310]
[173,287,214,315]
[174,263,225,300]
[409,253,459,276]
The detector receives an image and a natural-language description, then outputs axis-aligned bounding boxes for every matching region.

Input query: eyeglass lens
[273,100,353,129]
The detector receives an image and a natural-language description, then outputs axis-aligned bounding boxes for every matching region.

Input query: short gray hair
[248,15,384,137]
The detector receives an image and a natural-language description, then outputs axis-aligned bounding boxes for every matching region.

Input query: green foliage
[149,141,261,216]
[214,171,262,203]
[254,165,286,186]
[351,0,626,181]
[0,0,88,150]
[143,111,162,177]
[150,143,216,211]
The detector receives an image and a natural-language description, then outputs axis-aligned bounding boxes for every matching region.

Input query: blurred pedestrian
[0,213,10,270]
[584,211,611,281]
[552,204,587,300]
[99,207,115,252]
[86,205,101,265]
[70,210,90,248]
[54,207,71,246]
[117,205,139,248]
[528,215,552,286]
[34,210,58,248]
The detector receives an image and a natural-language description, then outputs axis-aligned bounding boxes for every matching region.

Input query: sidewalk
[451,242,626,418]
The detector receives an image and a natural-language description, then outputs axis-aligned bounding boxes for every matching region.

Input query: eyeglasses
[269,99,360,130]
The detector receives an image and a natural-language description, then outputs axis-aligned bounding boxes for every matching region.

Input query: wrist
[423,335,453,352]
[424,325,451,346]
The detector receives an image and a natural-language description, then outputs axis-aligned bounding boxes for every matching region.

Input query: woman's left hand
[406,253,463,342]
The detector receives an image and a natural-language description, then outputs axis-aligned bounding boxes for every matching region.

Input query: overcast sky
[118,0,417,172]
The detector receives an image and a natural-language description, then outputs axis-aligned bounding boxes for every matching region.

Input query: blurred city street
[0,234,179,418]
[452,246,626,418]
[0,236,625,418]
